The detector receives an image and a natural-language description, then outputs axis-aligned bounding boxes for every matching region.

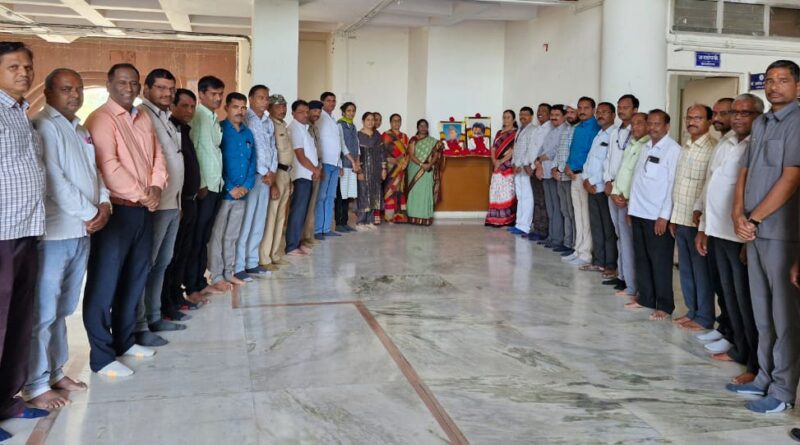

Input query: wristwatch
[747,217,761,227]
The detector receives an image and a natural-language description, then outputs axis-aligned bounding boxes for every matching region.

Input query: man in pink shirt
[83,63,168,378]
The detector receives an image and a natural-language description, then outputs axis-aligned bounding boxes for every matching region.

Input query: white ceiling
[0,0,577,40]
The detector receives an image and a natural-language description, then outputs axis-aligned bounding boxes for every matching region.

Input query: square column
[252,0,299,102]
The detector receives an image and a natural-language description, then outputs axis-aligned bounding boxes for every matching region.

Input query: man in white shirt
[136,68,186,347]
[529,103,553,240]
[580,102,618,273]
[509,106,536,235]
[286,100,321,256]
[313,92,343,238]
[602,95,638,294]
[695,94,763,385]
[25,69,110,408]
[627,109,681,321]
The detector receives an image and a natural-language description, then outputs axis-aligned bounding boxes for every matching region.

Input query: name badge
[647,156,660,164]
[600,142,608,147]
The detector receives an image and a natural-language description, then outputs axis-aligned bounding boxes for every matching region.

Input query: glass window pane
[722,2,765,36]
[674,0,718,33]
[770,7,800,38]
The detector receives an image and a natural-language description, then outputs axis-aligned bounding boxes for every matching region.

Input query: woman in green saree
[406,119,444,226]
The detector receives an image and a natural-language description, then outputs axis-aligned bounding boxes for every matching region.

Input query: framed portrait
[440,121,466,156]
[465,116,491,156]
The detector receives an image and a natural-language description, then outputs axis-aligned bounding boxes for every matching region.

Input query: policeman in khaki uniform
[259,94,295,270]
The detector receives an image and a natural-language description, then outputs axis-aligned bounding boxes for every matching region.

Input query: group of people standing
[485,59,800,415]
[0,40,446,442]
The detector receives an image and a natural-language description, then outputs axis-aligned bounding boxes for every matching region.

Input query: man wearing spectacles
[729,59,800,414]
[671,105,717,334]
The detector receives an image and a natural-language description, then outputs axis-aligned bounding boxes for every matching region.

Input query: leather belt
[110,197,144,208]
[278,163,292,172]
[182,194,197,201]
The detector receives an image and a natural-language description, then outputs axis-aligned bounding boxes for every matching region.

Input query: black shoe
[602,278,621,286]
[551,245,568,252]
[790,428,800,443]
[135,331,168,347]
[536,240,548,245]
[560,249,575,257]
[614,281,627,291]
[163,309,192,321]
[149,319,187,332]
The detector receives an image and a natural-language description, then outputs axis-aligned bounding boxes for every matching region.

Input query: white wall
[406,27,429,131]
[503,5,602,112]
[424,21,506,130]
[328,26,410,130]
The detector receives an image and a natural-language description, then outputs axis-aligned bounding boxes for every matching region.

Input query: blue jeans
[83,206,154,372]
[314,163,339,235]
[286,179,313,252]
[137,209,180,331]
[23,237,89,400]
[235,175,270,272]
[676,224,714,328]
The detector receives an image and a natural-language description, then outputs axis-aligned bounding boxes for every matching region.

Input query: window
[672,0,800,39]
[722,2,765,36]
[674,0,718,33]
[771,7,800,38]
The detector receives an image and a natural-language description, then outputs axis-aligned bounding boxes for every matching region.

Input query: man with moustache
[161,89,201,318]
[24,68,109,409]
[602,95,638,293]
[552,105,580,256]
[563,97,601,267]
[136,69,186,348]
[302,100,325,248]
[508,106,536,236]
[671,105,717,332]
[694,94,763,385]
[729,60,800,414]
[259,94,294,271]
[207,93,256,288]
[580,102,618,274]
[537,105,568,250]
[84,63,168,377]
[186,76,225,297]
[627,110,681,322]
[234,85,277,281]
[610,113,650,304]
[0,41,48,442]
[285,100,321,256]
[694,97,735,348]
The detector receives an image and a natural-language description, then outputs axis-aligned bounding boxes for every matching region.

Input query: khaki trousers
[259,170,291,265]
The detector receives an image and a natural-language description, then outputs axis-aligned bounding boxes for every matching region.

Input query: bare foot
[649,310,670,321]
[711,352,734,362]
[202,284,225,295]
[680,320,705,331]
[209,281,231,292]
[731,371,756,385]
[624,300,644,310]
[28,390,68,410]
[615,289,630,297]
[186,291,209,304]
[52,376,87,392]
[286,249,307,257]
[672,315,689,325]
[299,246,312,255]
[228,276,246,286]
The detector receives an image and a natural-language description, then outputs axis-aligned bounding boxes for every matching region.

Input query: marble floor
[3,223,799,444]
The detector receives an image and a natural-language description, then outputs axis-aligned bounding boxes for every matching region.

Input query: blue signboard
[695,51,721,68]
[750,73,766,91]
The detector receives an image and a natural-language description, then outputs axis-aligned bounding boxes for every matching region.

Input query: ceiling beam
[59,0,117,27]
[428,2,492,26]
[157,0,192,32]
[0,4,78,43]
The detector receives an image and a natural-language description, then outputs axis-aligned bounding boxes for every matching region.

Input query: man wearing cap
[259,94,295,270]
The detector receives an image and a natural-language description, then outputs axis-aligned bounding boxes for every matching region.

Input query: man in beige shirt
[259,94,295,270]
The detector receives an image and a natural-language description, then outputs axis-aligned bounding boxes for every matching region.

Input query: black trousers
[0,237,37,419]
[706,238,732,339]
[711,236,758,373]
[334,182,349,227]
[185,191,220,294]
[631,216,675,314]
[83,206,154,372]
[285,179,313,253]
[588,192,618,269]
[161,196,198,313]
[531,176,548,236]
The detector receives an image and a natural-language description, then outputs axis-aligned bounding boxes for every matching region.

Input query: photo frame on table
[465,116,492,156]
[440,121,466,156]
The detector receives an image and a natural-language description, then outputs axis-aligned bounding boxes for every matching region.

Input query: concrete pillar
[252,0,299,102]
[600,0,668,110]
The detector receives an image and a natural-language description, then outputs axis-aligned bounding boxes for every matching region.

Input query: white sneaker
[561,253,578,263]
[704,338,732,353]
[695,329,723,342]
[122,344,156,358]
[97,360,134,377]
